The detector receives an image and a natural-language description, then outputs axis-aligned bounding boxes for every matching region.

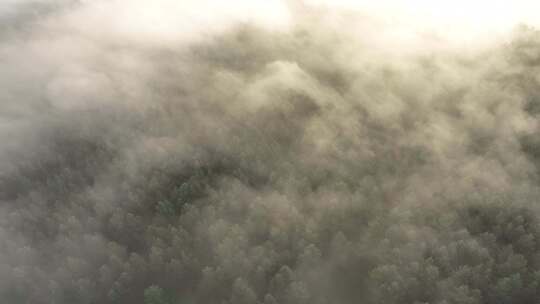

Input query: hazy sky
[4,0,540,45]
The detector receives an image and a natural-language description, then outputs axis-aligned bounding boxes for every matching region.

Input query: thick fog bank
[3,1,540,304]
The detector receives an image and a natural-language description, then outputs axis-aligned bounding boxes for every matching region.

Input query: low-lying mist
[3,1,540,304]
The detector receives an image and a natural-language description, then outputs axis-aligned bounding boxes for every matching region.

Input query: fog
[3,1,540,304]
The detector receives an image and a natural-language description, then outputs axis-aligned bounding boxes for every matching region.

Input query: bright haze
[3,1,540,304]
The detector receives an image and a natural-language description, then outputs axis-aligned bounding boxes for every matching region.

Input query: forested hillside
[3,1,540,304]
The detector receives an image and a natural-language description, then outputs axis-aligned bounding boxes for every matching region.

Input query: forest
[3,1,540,304]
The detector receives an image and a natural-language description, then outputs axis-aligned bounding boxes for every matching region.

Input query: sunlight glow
[306,0,540,43]
[44,0,540,47]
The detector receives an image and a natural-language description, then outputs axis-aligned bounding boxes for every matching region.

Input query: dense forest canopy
[3,1,540,304]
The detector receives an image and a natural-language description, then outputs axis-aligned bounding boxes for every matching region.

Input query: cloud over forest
[3,1,540,304]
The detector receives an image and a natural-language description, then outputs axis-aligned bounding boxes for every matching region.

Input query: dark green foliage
[144,286,170,304]
[156,200,175,217]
